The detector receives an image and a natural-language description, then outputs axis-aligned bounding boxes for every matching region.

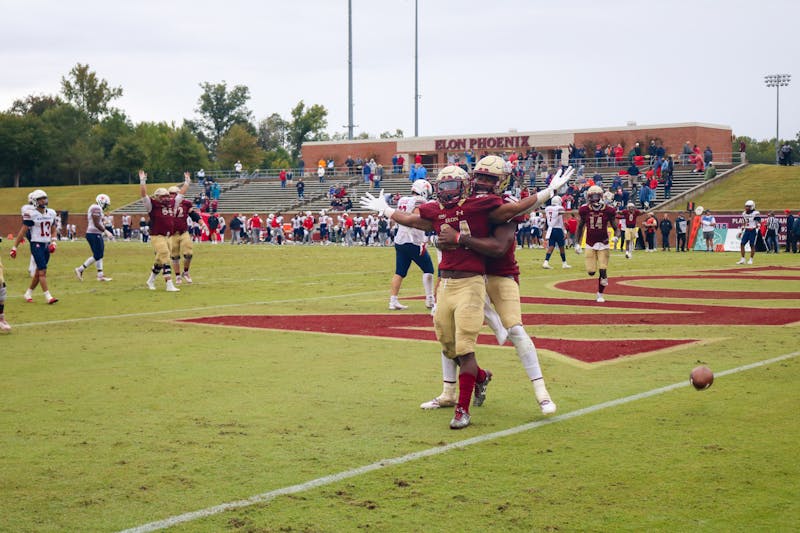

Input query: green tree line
[0,64,330,187]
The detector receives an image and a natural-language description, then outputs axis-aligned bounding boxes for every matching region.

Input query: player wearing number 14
[9,189,59,304]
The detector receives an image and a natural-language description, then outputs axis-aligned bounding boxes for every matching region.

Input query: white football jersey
[24,208,58,243]
[544,205,565,239]
[741,210,760,230]
[394,195,427,246]
[86,203,104,234]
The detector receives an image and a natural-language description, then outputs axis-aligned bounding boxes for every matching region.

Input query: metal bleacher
[113,157,741,216]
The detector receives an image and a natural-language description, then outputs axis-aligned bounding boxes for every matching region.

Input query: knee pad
[588,271,596,277]
[508,325,534,352]
[183,254,193,260]
[0,284,6,304]
[162,265,172,276]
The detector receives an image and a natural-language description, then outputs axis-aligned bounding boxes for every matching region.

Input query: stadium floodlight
[764,74,791,165]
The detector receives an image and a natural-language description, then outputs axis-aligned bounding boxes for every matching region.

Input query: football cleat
[539,399,557,415]
[562,262,571,269]
[425,296,436,309]
[146,279,156,291]
[0,319,11,333]
[449,406,471,430]
[625,250,631,259]
[175,276,182,285]
[747,258,753,265]
[473,369,492,407]
[182,273,193,284]
[47,297,58,305]
[420,395,457,409]
[75,267,84,281]
[165,281,180,292]
[97,276,112,282]
[24,292,33,303]
[389,301,408,310]
[596,293,605,303]
[542,260,552,269]
[736,258,745,265]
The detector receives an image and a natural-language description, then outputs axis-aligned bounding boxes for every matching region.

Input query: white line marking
[10,290,387,328]
[119,350,800,533]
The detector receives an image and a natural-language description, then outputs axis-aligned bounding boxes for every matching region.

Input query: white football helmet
[153,187,169,199]
[31,189,48,205]
[411,179,433,199]
[586,185,604,210]
[27,192,36,205]
[744,200,755,211]
[627,202,635,210]
[551,195,562,207]
[435,166,470,207]
[96,194,111,210]
[167,186,180,195]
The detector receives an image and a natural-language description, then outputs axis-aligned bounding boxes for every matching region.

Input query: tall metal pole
[764,74,791,165]
[347,0,354,140]
[414,0,419,137]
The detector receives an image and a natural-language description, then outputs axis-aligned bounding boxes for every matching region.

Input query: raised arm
[179,171,191,195]
[359,190,433,231]
[489,166,575,224]
[138,170,148,198]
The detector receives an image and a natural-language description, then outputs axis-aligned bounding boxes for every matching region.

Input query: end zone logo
[182,267,800,363]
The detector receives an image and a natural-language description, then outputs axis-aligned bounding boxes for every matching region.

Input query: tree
[8,94,63,116]
[0,112,49,187]
[286,101,328,160]
[110,135,146,183]
[187,81,253,159]
[61,137,102,186]
[257,113,288,152]
[165,126,209,175]
[380,129,404,139]
[60,63,123,123]
[216,123,264,171]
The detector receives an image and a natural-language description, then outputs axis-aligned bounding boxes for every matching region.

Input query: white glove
[548,166,575,193]
[104,230,114,240]
[359,190,395,217]
[574,244,582,254]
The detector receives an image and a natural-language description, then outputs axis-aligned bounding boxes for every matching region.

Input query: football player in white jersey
[389,179,435,310]
[75,194,114,282]
[0,238,10,331]
[736,200,761,265]
[10,189,59,304]
[541,195,571,269]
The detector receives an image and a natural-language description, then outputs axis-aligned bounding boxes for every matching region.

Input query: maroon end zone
[180,267,800,363]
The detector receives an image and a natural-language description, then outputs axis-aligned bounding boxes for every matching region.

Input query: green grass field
[1,241,799,532]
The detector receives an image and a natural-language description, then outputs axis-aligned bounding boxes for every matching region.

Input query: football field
[1,240,799,532]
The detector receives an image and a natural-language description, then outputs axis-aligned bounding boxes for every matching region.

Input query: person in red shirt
[575,185,617,303]
[565,213,578,248]
[414,153,422,165]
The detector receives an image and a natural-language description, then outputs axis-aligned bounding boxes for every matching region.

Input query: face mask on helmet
[472,155,509,194]
[436,166,470,207]
[96,194,111,210]
[587,186,604,209]
[411,179,433,199]
[744,200,755,212]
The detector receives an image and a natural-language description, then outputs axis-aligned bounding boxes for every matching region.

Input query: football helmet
[472,155,510,194]
[744,200,755,211]
[153,187,169,200]
[96,194,111,210]
[31,189,48,206]
[626,202,635,210]
[167,186,180,195]
[27,192,36,205]
[411,179,433,200]
[586,185,604,210]
[435,166,470,207]
[551,195,562,207]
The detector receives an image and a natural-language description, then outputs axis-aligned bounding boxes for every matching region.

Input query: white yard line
[120,350,800,533]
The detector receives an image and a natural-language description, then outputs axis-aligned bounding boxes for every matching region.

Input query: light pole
[764,74,791,165]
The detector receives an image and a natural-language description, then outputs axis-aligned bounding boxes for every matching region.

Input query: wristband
[383,207,396,218]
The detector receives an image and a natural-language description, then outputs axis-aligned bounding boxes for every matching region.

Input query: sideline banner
[694,214,789,252]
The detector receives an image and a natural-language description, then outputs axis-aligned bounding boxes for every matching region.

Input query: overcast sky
[2,0,799,142]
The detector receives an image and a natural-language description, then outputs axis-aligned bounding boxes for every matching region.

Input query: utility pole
[348,0,354,140]
[764,74,791,165]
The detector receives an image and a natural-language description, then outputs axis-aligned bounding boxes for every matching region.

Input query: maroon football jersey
[148,197,175,236]
[485,222,519,277]
[172,199,193,233]
[578,204,617,246]
[419,194,503,274]
[621,209,642,228]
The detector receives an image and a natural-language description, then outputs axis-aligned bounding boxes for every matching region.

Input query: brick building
[301,122,732,172]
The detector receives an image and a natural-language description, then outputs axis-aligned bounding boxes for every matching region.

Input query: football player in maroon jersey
[169,181,206,285]
[575,185,617,303]
[361,164,572,428]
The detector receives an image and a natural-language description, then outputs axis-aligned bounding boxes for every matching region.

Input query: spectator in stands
[409,162,427,182]
[345,155,354,175]
[627,162,640,183]
[296,177,305,199]
[397,154,405,173]
[234,160,243,176]
[693,154,705,174]
[317,164,325,183]
[648,140,657,161]
[414,153,422,165]
[197,168,205,184]
[704,161,716,180]
[681,141,693,165]
[703,146,713,166]
[392,154,399,174]
[279,168,287,188]
[211,181,220,200]
[298,158,305,177]
[374,164,384,188]
[659,213,673,251]
[739,140,747,163]
[327,158,335,177]
[614,144,624,165]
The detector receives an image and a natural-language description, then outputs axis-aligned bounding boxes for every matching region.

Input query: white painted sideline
[119,350,799,533]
